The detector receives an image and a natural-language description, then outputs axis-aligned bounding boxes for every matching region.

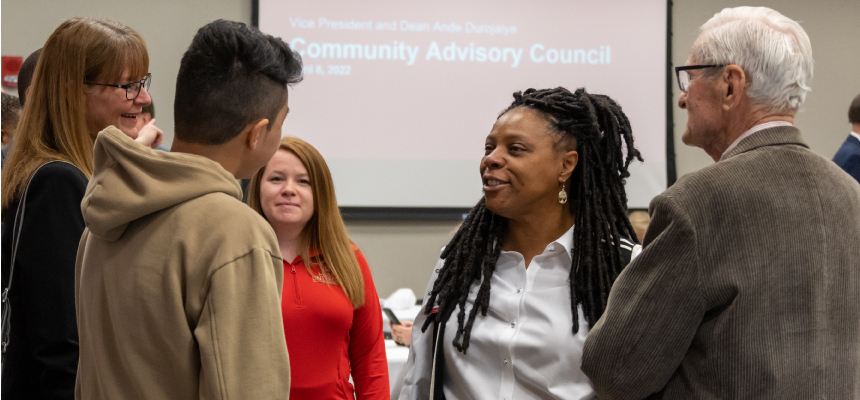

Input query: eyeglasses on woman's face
[86,73,151,100]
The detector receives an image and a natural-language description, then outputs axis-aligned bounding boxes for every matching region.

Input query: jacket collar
[722,126,808,161]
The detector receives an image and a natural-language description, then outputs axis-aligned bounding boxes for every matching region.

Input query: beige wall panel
[346,221,459,301]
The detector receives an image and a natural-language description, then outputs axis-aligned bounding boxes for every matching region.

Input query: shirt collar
[850,131,860,141]
[499,224,575,260]
[720,121,793,161]
[554,224,575,257]
[502,225,576,257]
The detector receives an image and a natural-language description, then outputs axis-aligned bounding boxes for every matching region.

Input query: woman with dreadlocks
[396,87,642,400]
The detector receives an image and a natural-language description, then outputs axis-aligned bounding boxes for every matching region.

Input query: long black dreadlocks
[421,87,642,354]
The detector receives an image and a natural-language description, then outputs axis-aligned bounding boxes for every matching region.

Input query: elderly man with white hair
[581,7,860,400]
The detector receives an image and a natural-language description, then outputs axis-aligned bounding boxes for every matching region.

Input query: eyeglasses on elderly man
[674,65,726,92]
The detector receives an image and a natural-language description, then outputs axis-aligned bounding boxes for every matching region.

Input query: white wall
[3,0,858,299]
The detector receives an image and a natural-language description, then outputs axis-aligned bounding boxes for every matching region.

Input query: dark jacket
[582,126,860,399]
[1,161,87,400]
[833,133,860,183]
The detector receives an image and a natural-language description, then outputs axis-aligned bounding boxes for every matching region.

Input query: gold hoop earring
[558,184,568,204]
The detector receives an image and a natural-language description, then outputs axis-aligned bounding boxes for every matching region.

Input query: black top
[1,161,87,400]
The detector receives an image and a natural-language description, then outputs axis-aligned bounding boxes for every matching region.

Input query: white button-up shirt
[398,227,640,400]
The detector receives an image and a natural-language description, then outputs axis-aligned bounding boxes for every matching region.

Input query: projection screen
[258,0,668,209]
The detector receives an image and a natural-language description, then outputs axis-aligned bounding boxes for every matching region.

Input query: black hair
[17,48,41,106]
[174,20,303,145]
[421,87,642,353]
[2,93,21,129]
[850,94,860,125]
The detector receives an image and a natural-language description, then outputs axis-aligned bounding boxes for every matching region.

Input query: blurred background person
[390,321,413,347]
[16,49,41,108]
[133,99,167,151]
[247,136,389,399]
[383,287,419,347]
[0,17,156,399]
[2,49,41,166]
[833,93,860,183]
[1,93,21,147]
[628,210,651,243]
[139,100,154,126]
[388,317,413,399]
[398,87,642,400]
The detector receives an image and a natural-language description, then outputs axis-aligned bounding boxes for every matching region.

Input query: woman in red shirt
[247,136,389,399]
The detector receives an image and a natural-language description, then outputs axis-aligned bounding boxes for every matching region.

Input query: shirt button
[517,288,523,293]
[503,359,508,365]
[511,322,516,328]
[548,245,555,251]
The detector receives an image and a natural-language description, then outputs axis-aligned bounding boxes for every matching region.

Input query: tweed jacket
[581,126,860,399]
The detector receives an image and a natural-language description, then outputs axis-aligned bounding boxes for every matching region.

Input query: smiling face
[260,149,315,233]
[85,71,151,138]
[481,107,575,221]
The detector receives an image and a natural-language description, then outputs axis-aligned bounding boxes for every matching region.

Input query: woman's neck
[504,205,575,268]
[274,224,305,263]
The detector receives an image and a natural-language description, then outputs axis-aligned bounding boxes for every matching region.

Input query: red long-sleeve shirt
[282,247,389,399]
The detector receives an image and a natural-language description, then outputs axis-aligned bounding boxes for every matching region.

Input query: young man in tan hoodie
[75,20,302,399]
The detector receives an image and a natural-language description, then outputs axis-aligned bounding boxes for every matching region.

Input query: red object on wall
[2,56,24,88]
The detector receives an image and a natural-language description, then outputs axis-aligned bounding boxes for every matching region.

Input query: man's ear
[722,65,746,111]
[560,150,579,183]
[245,118,270,150]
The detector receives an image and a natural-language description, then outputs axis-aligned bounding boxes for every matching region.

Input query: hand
[390,320,413,346]
[136,118,163,149]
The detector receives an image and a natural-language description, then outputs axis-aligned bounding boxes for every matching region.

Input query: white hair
[692,7,813,112]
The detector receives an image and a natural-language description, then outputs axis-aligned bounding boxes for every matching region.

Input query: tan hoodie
[75,127,289,399]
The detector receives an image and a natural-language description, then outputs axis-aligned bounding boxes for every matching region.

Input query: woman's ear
[560,150,579,183]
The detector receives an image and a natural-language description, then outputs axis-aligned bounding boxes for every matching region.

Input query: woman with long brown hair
[247,136,389,399]
[1,17,157,398]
